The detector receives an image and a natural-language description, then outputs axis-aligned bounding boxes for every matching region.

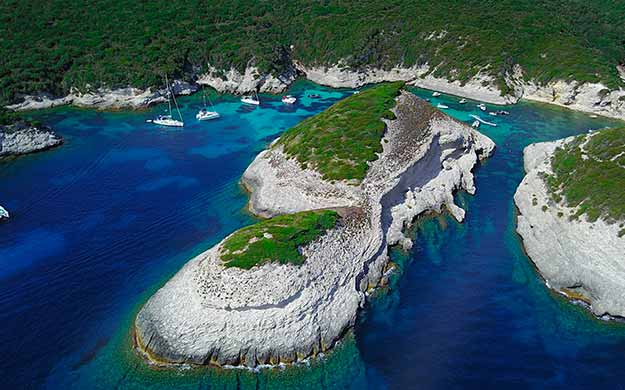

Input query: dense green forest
[1,0,624,104]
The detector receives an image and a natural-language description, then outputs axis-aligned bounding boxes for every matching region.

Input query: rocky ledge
[515,131,625,318]
[6,80,197,112]
[135,88,494,367]
[0,122,63,157]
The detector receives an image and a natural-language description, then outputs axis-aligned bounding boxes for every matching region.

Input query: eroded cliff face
[134,91,494,368]
[515,139,625,318]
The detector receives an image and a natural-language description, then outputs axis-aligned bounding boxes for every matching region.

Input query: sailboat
[196,88,220,121]
[282,95,297,104]
[241,90,260,105]
[148,75,184,127]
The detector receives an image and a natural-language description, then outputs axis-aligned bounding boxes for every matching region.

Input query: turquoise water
[0,81,623,389]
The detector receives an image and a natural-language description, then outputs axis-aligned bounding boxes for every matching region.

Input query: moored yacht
[148,75,184,127]
[432,91,441,97]
[196,88,220,121]
[282,95,297,104]
[241,91,260,105]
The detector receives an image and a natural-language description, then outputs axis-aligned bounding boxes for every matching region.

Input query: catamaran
[196,88,220,121]
[282,95,297,104]
[147,75,184,127]
[241,91,260,105]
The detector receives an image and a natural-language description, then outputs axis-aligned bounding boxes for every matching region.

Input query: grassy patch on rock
[546,127,625,227]
[277,82,403,182]
[220,210,339,269]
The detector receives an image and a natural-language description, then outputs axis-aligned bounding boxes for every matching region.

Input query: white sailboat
[241,91,260,105]
[196,89,220,121]
[148,75,184,127]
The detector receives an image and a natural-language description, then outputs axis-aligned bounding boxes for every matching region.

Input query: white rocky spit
[134,90,495,367]
[0,123,63,157]
[515,137,625,318]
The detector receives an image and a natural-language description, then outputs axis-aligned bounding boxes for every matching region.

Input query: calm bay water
[1,81,623,389]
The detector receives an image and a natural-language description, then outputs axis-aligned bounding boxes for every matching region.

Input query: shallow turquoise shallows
[1,81,624,389]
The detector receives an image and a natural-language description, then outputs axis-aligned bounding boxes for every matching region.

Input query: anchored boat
[282,95,297,104]
[148,75,184,127]
[241,91,260,105]
[196,88,220,121]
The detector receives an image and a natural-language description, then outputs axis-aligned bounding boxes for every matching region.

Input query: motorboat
[282,95,297,104]
[477,103,487,111]
[470,114,497,127]
[488,111,498,116]
[241,91,260,105]
[148,75,184,127]
[432,92,441,97]
[471,120,480,128]
[437,103,449,109]
[459,98,467,104]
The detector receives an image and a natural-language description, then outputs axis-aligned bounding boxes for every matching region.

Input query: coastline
[6,64,625,121]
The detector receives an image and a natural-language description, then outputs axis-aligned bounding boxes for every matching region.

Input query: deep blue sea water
[1,81,624,389]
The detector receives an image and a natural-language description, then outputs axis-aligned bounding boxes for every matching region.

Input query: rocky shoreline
[6,62,625,120]
[134,90,494,368]
[514,138,625,318]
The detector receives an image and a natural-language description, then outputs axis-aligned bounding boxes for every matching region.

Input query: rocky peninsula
[0,122,63,157]
[515,128,625,317]
[134,83,495,367]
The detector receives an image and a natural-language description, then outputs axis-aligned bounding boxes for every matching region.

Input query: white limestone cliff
[515,138,625,317]
[134,91,494,367]
[0,124,63,157]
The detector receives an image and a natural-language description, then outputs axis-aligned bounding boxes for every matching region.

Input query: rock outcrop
[134,90,494,367]
[515,137,625,318]
[6,81,198,111]
[0,123,63,157]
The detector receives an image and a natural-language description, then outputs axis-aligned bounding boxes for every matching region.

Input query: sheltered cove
[134,84,495,367]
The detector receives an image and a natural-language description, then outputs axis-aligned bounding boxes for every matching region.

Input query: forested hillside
[1,0,624,103]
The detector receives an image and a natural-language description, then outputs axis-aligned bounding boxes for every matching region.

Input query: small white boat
[437,103,449,109]
[196,109,220,121]
[471,120,480,128]
[459,98,467,104]
[488,111,498,116]
[0,205,9,220]
[282,95,297,104]
[590,114,598,118]
[149,75,184,127]
[241,91,260,105]
[196,89,220,121]
[432,92,441,97]
[477,103,487,111]
[353,90,360,95]
[470,114,497,127]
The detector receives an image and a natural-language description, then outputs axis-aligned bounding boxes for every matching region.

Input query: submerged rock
[0,122,63,157]
[135,89,494,367]
[515,132,625,317]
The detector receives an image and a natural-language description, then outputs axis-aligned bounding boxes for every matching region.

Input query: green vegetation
[278,82,402,181]
[220,210,339,269]
[546,128,625,228]
[1,1,624,104]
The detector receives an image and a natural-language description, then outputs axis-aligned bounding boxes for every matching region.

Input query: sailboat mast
[165,74,172,116]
